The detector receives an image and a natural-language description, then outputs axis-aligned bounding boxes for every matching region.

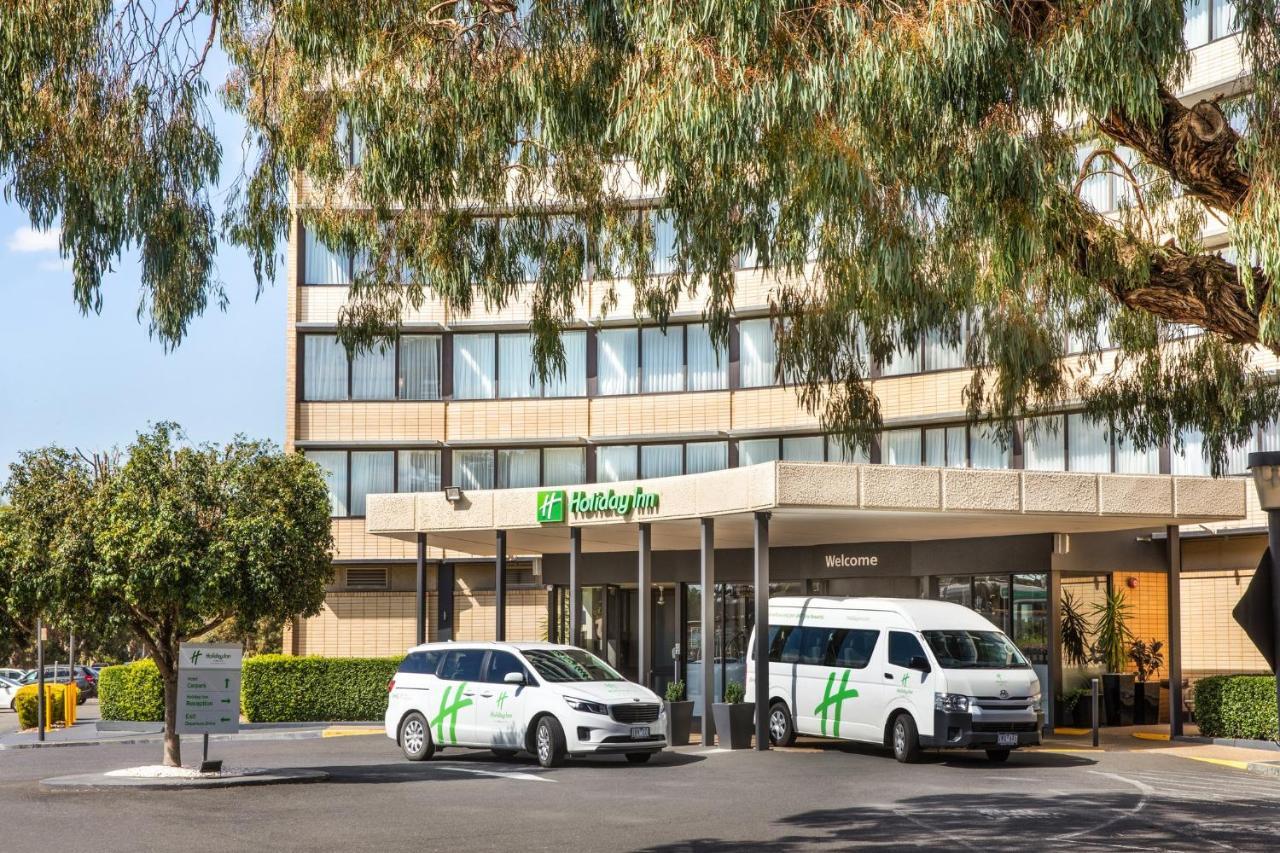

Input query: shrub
[723,681,745,704]
[15,684,68,730]
[241,655,402,722]
[98,660,165,722]
[1193,675,1278,740]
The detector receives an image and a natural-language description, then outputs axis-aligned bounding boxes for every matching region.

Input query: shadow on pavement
[317,748,704,783]
[790,739,1097,769]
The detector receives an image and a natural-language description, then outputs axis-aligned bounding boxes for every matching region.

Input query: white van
[746,597,1042,762]
[384,641,667,767]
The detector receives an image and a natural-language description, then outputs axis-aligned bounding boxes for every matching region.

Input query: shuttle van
[746,597,1042,762]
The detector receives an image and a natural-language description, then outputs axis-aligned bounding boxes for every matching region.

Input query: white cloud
[7,226,61,254]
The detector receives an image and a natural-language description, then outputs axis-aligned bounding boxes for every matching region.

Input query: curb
[1247,760,1280,778]
[1174,735,1280,752]
[0,729,330,751]
[40,768,330,792]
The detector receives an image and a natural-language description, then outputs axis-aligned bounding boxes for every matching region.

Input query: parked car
[385,641,667,768]
[19,666,94,703]
[0,668,27,683]
[0,676,19,711]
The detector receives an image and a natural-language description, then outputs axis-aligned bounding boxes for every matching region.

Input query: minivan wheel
[768,701,796,747]
[891,714,922,763]
[535,716,567,768]
[400,712,435,762]
[985,749,1011,763]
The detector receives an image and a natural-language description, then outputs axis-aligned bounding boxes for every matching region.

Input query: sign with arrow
[1232,549,1276,672]
[176,642,242,735]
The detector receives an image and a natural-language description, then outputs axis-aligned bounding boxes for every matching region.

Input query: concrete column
[1167,524,1183,737]
[1047,566,1062,732]
[637,523,652,689]
[495,529,507,642]
[753,511,771,751]
[700,518,716,745]
[415,533,427,646]
[569,527,582,647]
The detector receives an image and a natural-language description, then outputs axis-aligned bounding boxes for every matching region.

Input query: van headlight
[562,695,608,715]
[934,693,971,713]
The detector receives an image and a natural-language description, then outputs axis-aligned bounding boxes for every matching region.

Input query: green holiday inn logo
[814,670,859,738]
[189,649,202,666]
[536,487,659,523]
[432,682,474,744]
[536,491,566,523]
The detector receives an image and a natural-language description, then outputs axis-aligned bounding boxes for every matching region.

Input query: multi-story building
[283,8,1269,731]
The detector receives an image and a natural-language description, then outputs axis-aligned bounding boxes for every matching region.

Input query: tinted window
[888,631,927,668]
[832,629,879,669]
[779,626,806,663]
[400,651,441,675]
[523,648,623,683]
[767,626,794,662]
[922,630,1030,669]
[483,651,529,684]
[798,627,834,665]
[439,649,485,682]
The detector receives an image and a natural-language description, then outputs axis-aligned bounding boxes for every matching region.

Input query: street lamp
[1246,451,1280,733]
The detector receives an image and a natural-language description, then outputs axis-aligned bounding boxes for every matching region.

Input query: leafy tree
[0,425,333,765]
[4,2,1280,468]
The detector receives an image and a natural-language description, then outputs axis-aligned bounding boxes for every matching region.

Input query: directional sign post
[177,643,242,771]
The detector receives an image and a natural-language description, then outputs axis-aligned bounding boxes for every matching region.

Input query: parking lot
[2,731,1280,851]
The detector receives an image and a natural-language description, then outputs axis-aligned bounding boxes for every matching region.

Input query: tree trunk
[162,667,181,767]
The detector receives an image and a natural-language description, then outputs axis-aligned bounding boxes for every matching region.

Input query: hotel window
[968,426,1010,470]
[1075,145,1138,214]
[453,449,496,490]
[827,436,870,464]
[879,323,967,376]
[1023,416,1066,471]
[1172,428,1251,476]
[738,438,781,466]
[631,323,728,394]
[641,444,683,479]
[399,336,443,400]
[650,209,680,276]
[923,426,966,468]
[1184,0,1239,48]
[453,333,497,400]
[303,334,442,401]
[597,445,638,482]
[1067,413,1111,473]
[739,318,777,388]
[334,113,365,168]
[597,328,640,396]
[543,447,586,486]
[350,451,394,516]
[397,450,441,492]
[686,441,729,474]
[304,451,349,517]
[687,324,729,390]
[881,429,923,465]
[351,344,395,401]
[303,336,349,400]
[782,436,825,462]
[497,449,541,488]
[1116,433,1159,474]
[303,230,353,286]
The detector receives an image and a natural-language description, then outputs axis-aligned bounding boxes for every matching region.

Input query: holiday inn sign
[536,487,660,523]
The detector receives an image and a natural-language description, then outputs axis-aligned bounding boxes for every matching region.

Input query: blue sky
[0,51,284,477]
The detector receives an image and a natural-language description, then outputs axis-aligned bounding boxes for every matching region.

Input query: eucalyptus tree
[5,1,1280,469]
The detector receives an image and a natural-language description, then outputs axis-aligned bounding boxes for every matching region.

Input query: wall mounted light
[444,486,463,503]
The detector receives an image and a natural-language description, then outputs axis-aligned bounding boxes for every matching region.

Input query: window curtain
[304,230,350,285]
[878,328,918,377]
[597,328,639,395]
[304,336,348,401]
[1024,415,1066,471]
[453,450,495,489]
[1067,414,1110,472]
[782,436,824,462]
[969,427,1011,469]
[642,327,684,393]
[543,447,585,486]
[351,345,395,400]
[739,438,780,466]
[498,333,538,398]
[497,449,540,488]
[686,441,729,473]
[641,444,683,478]
[1184,0,1209,46]
[454,334,496,400]
[924,428,946,467]
[350,451,394,516]
[882,429,921,465]
[544,332,586,397]
[1115,435,1160,475]
[686,323,727,390]
[596,445,638,482]
[1212,0,1238,39]
[399,336,442,400]
[1075,145,1112,211]
[826,436,869,465]
[305,451,348,516]
[397,450,441,492]
[945,427,966,467]
[739,319,777,388]
[921,326,965,372]
[651,209,678,275]
[1262,418,1280,452]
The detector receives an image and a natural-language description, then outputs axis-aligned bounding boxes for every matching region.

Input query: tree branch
[185,612,233,641]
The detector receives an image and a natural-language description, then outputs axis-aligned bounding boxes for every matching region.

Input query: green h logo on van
[536,490,566,523]
[432,683,473,744]
[814,670,859,737]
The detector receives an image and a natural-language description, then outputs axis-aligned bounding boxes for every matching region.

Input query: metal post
[1167,524,1184,737]
[203,732,209,765]
[637,523,652,689]
[36,617,45,741]
[753,511,770,751]
[569,527,581,647]
[415,533,427,646]
[495,529,507,642]
[1091,677,1100,748]
[699,518,715,745]
[1269,510,1280,743]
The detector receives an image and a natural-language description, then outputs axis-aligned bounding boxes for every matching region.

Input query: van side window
[482,651,530,684]
[780,627,806,663]
[830,629,878,669]
[439,649,485,682]
[767,626,794,662]
[798,627,835,666]
[888,632,927,668]
[400,650,441,675]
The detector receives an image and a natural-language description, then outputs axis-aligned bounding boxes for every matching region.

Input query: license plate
[997,733,1018,746]
[630,726,650,739]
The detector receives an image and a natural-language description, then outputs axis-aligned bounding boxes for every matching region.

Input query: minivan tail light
[387,678,395,693]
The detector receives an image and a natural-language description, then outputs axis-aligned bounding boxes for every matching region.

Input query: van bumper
[920,709,1043,750]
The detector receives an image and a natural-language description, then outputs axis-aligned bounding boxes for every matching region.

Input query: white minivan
[747,597,1042,762]
[385,641,667,767]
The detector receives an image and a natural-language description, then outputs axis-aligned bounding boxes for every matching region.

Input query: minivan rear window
[922,630,1030,669]
[768,626,878,669]
[399,650,442,675]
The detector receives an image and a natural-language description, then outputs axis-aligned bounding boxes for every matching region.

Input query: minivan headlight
[563,695,608,715]
[934,693,971,713]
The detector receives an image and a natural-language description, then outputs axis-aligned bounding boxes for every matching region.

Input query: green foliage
[241,655,401,723]
[1128,639,1166,683]
[1059,591,1092,668]
[1090,589,1134,674]
[1193,675,1279,740]
[664,679,686,703]
[723,682,745,705]
[98,660,165,722]
[1060,686,1092,714]
[14,684,68,730]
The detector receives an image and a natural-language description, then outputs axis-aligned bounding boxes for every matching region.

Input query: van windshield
[522,649,624,683]
[921,630,1030,669]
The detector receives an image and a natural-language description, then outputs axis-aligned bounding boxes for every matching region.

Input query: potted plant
[1060,591,1092,669]
[1128,639,1165,725]
[712,681,755,749]
[664,680,694,746]
[1056,686,1093,728]
[1090,589,1135,726]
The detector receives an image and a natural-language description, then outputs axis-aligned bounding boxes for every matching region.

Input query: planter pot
[666,700,694,746]
[1102,673,1135,726]
[711,702,756,749]
[1132,682,1160,725]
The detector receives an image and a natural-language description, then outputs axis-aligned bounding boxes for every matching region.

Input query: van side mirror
[503,671,526,685]
[908,656,931,674]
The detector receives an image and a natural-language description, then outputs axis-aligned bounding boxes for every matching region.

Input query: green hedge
[241,655,401,722]
[1193,675,1278,740]
[15,684,68,729]
[98,660,165,722]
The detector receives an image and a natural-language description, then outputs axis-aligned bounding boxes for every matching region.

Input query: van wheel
[491,749,519,760]
[535,716,566,768]
[399,712,435,761]
[625,752,652,764]
[768,701,796,747]
[985,749,1011,762]
[891,714,922,763]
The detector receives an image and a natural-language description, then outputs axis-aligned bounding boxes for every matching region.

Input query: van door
[474,650,532,749]
[434,648,486,746]
[824,628,882,742]
[881,631,935,740]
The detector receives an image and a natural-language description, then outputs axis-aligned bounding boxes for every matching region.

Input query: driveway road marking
[434,765,554,783]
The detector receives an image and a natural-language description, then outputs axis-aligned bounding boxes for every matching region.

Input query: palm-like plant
[1090,590,1134,674]
[1059,591,1092,668]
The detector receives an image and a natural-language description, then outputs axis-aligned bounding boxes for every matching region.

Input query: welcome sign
[536,487,659,523]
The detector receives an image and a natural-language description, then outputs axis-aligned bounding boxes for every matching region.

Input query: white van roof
[769,596,1001,632]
